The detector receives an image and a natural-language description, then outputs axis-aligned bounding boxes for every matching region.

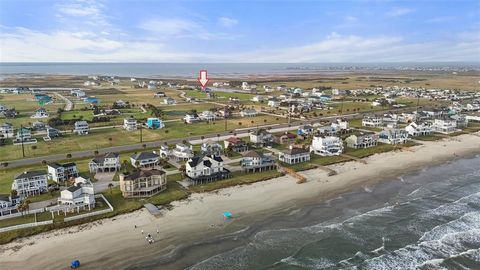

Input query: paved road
[53,92,74,111]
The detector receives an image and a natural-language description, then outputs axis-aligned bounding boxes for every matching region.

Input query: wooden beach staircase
[278,165,307,184]
[313,165,337,176]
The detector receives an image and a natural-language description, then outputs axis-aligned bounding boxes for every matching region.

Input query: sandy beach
[1,133,479,270]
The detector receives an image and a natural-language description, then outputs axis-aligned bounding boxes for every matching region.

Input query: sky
[0,0,479,62]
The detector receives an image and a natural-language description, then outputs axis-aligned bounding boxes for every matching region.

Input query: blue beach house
[146,118,165,129]
[84,96,99,104]
[34,94,52,104]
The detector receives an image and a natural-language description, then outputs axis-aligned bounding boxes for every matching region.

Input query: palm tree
[108,183,114,194]
[179,164,186,177]
[10,189,17,198]
[122,160,129,173]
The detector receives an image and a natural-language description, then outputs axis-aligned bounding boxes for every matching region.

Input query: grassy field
[0,114,287,161]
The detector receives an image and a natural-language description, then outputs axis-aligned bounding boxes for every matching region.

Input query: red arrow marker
[197,70,209,90]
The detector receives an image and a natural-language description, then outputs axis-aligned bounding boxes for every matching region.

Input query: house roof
[282,147,309,155]
[48,162,76,169]
[91,152,119,164]
[122,169,166,180]
[66,185,81,192]
[210,155,223,162]
[131,152,159,160]
[225,137,245,145]
[203,160,212,167]
[243,150,262,158]
[14,170,47,180]
[188,156,203,167]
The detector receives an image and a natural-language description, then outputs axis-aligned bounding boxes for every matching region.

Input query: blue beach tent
[71,260,80,268]
[223,212,233,219]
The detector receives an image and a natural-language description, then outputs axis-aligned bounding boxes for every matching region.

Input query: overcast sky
[0,0,479,62]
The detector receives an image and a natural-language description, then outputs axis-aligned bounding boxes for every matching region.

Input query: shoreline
[0,133,479,269]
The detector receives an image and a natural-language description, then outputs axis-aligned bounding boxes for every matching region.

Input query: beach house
[362,116,383,128]
[14,127,37,144]
[84,96,99,104]
[186,155,230,183]
[378,128,409,144]
[123,117,138,131]
[130,152,159,168]
[267,98,281,108]
[405,122,433,137]
[450,114,468,128]
[0,123,14,138]
[0,194,20,215]
[345,133,379,149]
[146,118,165,129]
[45,126,61,140]
[199,110,216,121]
[310,135,344,156]
[163,97,176,105]
[58,177,95,209]
[297,125,314,136]
[0,103,7,112]
[251,95,264,102]
[12,171,48,196]
[432,119,457,134]
[382,114,399,128]
[274,132,297,144]
[74,121,90,135]
[331,118,349,133]
[200,141,223,156]
[31,108,49,119]
[171,144,194,161]
[88,152,120,173]
[47,162,79,182]
[250,128,274,147]
[278,146,310,164]
[240,109,258,117]
[70,89,86,97]
[184,112,200,123]
[119,169,167,198]
[224,137,249,153]
[241,151,276,173]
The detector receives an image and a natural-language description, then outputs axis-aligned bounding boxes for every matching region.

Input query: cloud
[344,16,358,23]
[139,18,235,40]
[55,0,110,28]
[386,7,414,17]
[1,27,478,63]
[426,16,454,23]
[218,17,238,28]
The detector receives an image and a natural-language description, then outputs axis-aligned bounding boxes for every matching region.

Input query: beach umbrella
[223,211,233,220]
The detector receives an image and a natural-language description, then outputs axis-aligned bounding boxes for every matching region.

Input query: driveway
[93,172,117,192]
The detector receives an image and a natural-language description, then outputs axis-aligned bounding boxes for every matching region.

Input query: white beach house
[310,135,344,156]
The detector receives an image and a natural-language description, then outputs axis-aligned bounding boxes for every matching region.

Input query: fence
[0,220,53,233]
[63,194,114,222]
[0,208,45,220]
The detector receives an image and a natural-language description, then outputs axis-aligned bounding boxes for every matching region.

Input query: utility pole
[224,105,227,131]
[20,125,25,158]
[140,124,143,143]
[416,93,420,114]
[340,97,344,116]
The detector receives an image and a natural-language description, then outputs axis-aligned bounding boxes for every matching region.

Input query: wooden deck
[144,203,162,217]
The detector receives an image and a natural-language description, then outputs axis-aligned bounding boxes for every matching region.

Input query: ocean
[127,155,480,270]
[0,62,477,78]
